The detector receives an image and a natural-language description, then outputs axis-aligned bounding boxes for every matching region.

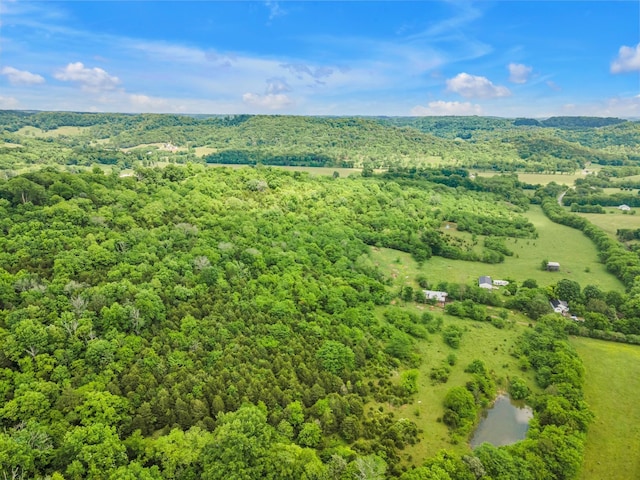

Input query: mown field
[572,338,640,480]
[573,208,640,237]
[15,125,89,137]
[371,205,624,292]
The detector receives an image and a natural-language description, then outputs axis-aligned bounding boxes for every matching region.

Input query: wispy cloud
[242,92,294,110]
[508,63,532,84]
[129,94,169,111]
[411,100,482,116]
[264,1,286,21]
[446,73,511,99]
[54,62,120,92]
[281,63,334,82]
[546,80,561,92]
[611,43,640,73]
[1,67,45,85]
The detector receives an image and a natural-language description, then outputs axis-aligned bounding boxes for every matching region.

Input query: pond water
[469,394,533,448]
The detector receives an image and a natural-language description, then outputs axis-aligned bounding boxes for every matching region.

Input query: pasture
[372,307,537,464]
[475,171,587,186]
[15,125,89,137]
[572,338,640,480]
[573,208,640,237]
[372,205,624,292]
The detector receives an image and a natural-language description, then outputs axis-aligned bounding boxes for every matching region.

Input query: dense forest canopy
[2,111,640,479]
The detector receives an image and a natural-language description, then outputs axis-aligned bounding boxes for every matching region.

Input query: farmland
[572,338,640,480]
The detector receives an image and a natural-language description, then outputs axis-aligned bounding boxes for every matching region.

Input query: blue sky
[1,1,639,117]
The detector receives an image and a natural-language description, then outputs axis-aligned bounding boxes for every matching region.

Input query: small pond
[469,394,533,448]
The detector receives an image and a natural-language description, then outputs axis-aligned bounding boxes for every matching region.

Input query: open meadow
[573,208,640,237]
[475,171,588,186]
[371,205,624,292]
[371,307,538,465]
[572,338,640,480]
[15,125,89,137]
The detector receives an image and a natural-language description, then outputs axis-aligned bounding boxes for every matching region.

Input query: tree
[555,279,581,303]
[297,422,322,448]
[61,423,128,480]
[442,325,463,349]
[316,341,355,375]
[442,387,476,431]
[201,405,276,480]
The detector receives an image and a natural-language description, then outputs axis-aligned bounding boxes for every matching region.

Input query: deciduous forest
[1,111,640,479]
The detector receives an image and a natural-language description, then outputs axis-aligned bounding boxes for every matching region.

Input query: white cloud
[129,94,169,111]
[446,73,511,99]
[54,62,120,92]
[611,43,640,73]
[242,92,294,110]
[0,96,20,109]
[508,63,532,84]
[411,100,482,116]
[1,66,45,85]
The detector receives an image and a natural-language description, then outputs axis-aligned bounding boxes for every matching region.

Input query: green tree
[316,341,355,375]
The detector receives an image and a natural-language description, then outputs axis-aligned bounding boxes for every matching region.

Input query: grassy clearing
[194,146,217,157]
[573,209,640,237]
[120,143,187,153]
[371,205,624,292]
[475,171,586,186]
[371,305,537,464]
[612,174,640,183]
[571,338,640,480]
[15,126,89,137]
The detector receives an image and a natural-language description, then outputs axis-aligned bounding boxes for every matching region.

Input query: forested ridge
[3,111,640,175]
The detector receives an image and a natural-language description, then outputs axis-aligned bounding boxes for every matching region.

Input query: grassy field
[371,306,537,464]
[571,338,640,480]
[372,205,624,292]
[573,208,640,237]
[194,146,217,157]
[15,126,89,137]
[475,171,587,186]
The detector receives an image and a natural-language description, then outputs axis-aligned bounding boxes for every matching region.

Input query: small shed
[547,262,560,271]
[493,279,509,286]
[424,290,448,306]
[478,276,493,289]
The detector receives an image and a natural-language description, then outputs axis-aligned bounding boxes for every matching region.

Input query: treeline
[0,110,250,134]
[204,150,353,168]
[563,190,640,208]
[514,116,627,129]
